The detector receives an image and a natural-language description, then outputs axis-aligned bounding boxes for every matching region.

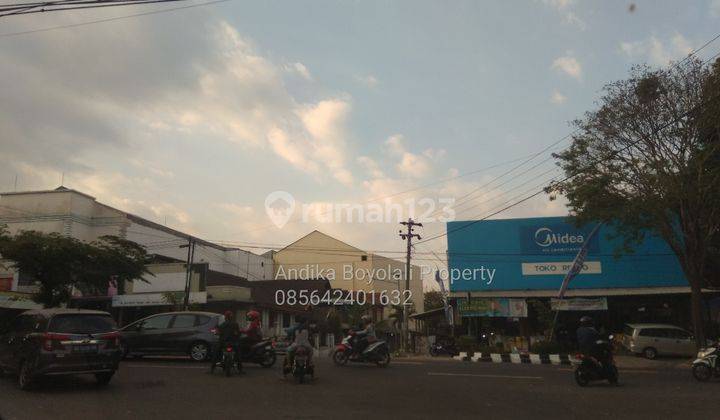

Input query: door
[667,329,696,356]
[136,314,173,353]
[638,328,672,355]
[165,314,198,353]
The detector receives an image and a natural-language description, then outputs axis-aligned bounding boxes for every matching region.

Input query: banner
[550,297,608,311]
[457,298,527,318]
[558,223,603,298]
[112,292,207,307]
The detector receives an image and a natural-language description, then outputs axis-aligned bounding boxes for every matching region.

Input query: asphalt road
[0,355,717,420]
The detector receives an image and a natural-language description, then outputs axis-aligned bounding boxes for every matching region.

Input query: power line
[0,0,231,38]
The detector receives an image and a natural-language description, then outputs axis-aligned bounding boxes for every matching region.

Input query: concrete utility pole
[399,218,422,353]
[180,237,196,310]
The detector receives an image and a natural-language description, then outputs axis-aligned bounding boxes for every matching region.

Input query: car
[621,323,697,359]
[0,308,121,390]
[118,311,223,361]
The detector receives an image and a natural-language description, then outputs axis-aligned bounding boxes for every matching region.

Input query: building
[272,230,424,340]
[446,216,719,346]
[0,187,273,315]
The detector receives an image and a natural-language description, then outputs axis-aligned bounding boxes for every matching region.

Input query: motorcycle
[574,335,618,386]
[220,343,241,377]
[429,342,458,357]
[239,339,277,368]
[692,342,719,382]
[283,345,314,384]
[332,331,390,367]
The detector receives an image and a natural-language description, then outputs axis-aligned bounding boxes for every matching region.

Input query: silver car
[622,323,696,359]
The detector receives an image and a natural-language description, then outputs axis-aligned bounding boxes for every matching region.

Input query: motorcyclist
[239,310,262,357]
[283,316,313,376]
[211,310,240,373]
[576,316,616,383]
[352,315,376,358]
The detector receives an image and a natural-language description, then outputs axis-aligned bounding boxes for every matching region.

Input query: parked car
[119,311,223,361]
[0,308,121,390]
[622,323,696,359]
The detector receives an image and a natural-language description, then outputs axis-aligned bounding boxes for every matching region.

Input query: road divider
[453,352,578,365]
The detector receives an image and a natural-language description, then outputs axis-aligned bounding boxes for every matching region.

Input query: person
[576,316,599,355]
[211,310,240,373]
[353,315,376,358]
[283,316,313,375]
[239,310,262,357]
[576,316,615,383]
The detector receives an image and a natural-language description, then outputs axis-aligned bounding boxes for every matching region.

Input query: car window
[638,328,666,338]
[49,314,116,334]
[623,325,634,337]
[667,329,691,339]
[142,315,172,330]
[196,315,211,326]
[171,314,196,329]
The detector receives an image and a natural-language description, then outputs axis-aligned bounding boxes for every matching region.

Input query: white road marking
[392,361,425,365]
[428,372,543,380]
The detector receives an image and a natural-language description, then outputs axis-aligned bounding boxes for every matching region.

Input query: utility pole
[399,218,422,353]
[180,237,196,310]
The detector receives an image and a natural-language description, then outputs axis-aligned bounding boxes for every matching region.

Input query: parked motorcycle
[240,339,277,368]
[332,331,390,367]
[574,335,618,386]
[429,342,458,357]
[692,342,719,382]
[283,345,314,384]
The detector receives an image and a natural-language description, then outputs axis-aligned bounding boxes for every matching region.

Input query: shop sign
[550,297,608,311]
[112,292,207,307]
[457,298,527,317]
[521,261,601,276]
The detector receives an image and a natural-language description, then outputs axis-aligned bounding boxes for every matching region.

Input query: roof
[206,270,250,287]
[22,308,111,317]
[277,230,365,254]
[409,307,446,319]
[0,186,96,200]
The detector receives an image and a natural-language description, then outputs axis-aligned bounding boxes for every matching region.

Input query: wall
[447,216,687,293]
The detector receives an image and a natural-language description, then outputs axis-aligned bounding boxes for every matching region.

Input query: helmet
[223,310,233,320]
[361,315,372,325]
[579,316,593,326]
[246,310,260,322]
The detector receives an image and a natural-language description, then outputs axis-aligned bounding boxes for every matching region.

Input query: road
[0,355,716,420]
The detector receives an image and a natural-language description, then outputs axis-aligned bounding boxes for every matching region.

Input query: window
[361,255,368,261]
[49,315,116,334]
[196,315,211,326]
[667,329,691,340]
[638,328,666,338]
[142,315,172,330]
[171,314,196,329]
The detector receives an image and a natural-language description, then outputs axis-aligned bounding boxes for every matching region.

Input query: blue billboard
[446,217,687,292]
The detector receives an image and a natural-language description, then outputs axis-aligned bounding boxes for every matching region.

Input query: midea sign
[520,223,600,255]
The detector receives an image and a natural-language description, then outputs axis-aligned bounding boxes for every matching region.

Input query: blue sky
[1,0,719,278]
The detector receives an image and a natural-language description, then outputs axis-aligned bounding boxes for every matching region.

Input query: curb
[453,352,577,365]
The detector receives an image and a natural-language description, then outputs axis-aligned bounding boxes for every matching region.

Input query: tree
[423,290,445,311]
[0,230,151,308]
[551,58,720,348]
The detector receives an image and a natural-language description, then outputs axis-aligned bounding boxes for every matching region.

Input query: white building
[0,187,274,292]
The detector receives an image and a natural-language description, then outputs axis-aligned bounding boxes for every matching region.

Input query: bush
[455,335,477,352]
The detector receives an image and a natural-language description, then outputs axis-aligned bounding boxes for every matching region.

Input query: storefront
[446,216,718,342]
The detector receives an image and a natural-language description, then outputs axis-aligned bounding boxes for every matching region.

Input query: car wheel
[189,342,210,362]
[692,364,713,382]
[95,371,115,386]
[574,367,589,387]
[643,347,658,360]
[18,360,36,391]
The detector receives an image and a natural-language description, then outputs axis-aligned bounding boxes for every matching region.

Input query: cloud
[619,33,693,66]
[383,135,444,179]
[357,156,385,179]
[539,0,586,30]
[356,74,379,88]
[551,53,582,80]
[285,62,312,80]
[550,90,567,104]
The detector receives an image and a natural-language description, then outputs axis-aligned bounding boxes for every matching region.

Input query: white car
[622,323,696,359]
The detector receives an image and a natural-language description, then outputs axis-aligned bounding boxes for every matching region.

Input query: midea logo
[534,227,585,247]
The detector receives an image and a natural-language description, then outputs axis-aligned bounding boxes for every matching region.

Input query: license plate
[72,345,98,354]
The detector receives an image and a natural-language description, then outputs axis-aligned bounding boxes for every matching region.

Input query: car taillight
[43,333,71,351]
[99,332,120,347]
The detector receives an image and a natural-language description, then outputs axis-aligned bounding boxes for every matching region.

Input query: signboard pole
[549,222,603,340]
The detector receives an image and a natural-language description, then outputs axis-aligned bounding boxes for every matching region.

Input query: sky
[1,0,719,288]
